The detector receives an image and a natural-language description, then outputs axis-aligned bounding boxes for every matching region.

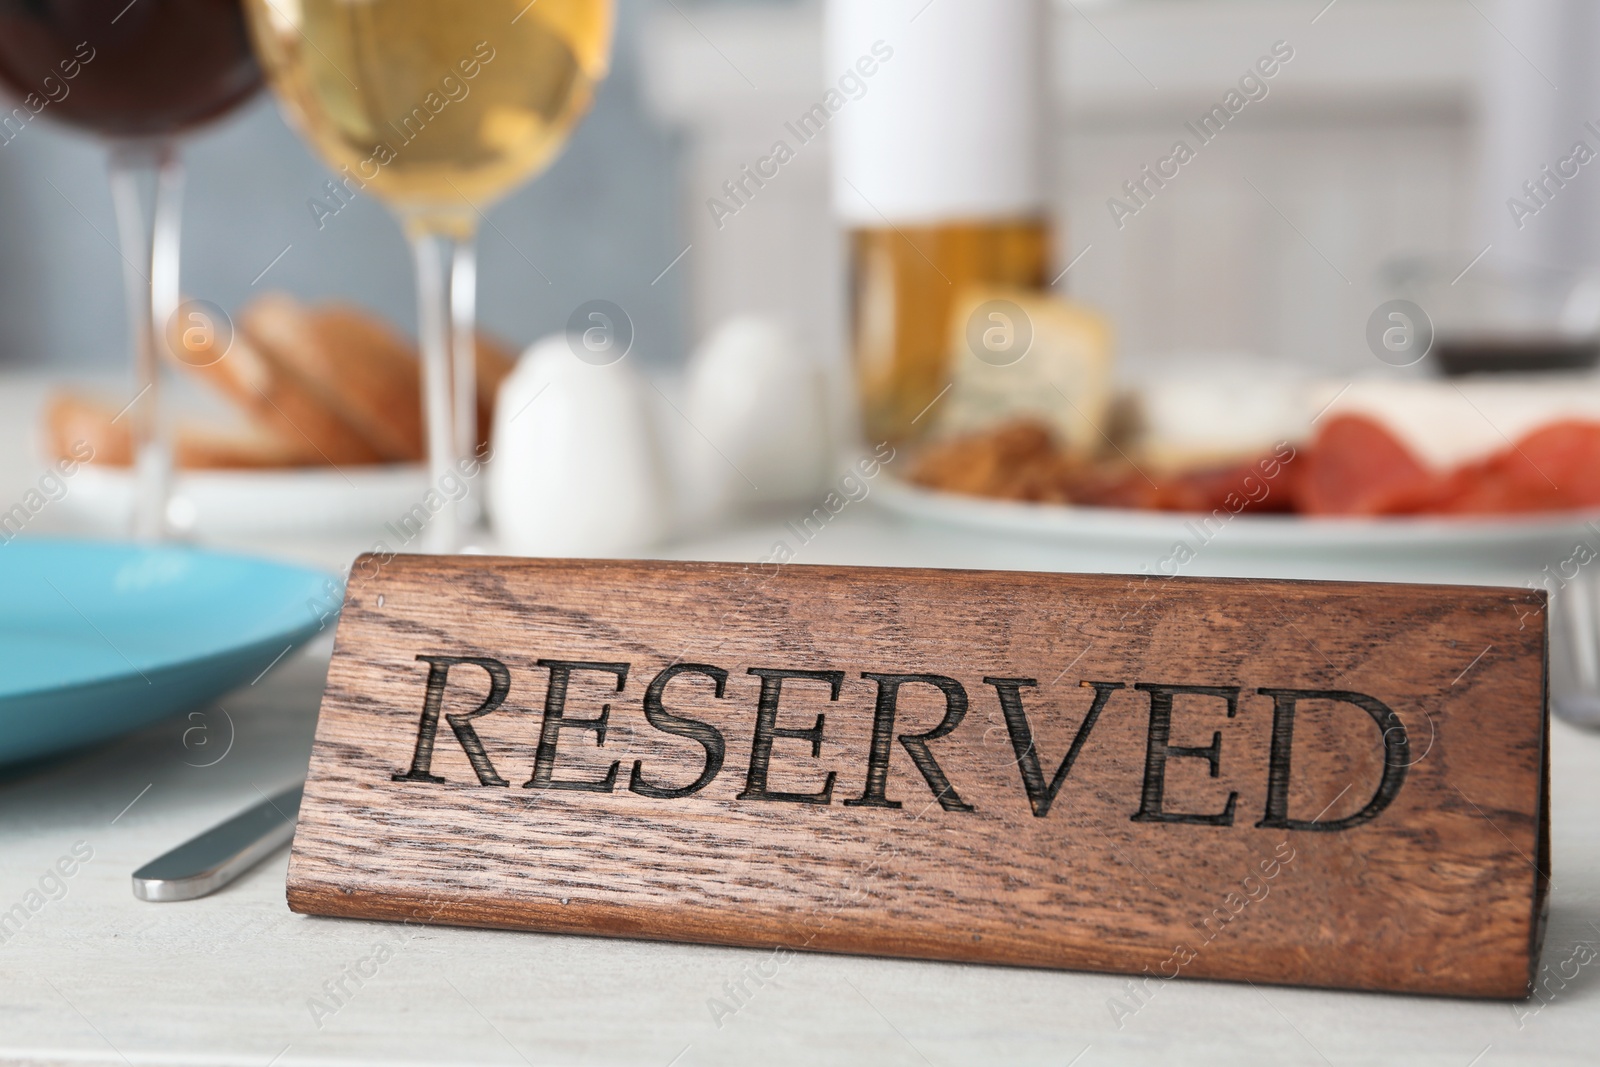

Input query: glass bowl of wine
[243,0,615,552]
[0,0,265,539]
[1380,255,1600,377]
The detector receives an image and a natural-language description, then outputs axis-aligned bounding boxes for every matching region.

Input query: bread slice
[44,392,132,467]
[244,296,519,460]
[169,307,385,466]
[241,294,425,463]
[44,391,315,469]
[160,293,515,467]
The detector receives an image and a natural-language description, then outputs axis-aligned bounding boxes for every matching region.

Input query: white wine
[246,0,612,233]
[827,0,1050,445]
[850,219,1050,445]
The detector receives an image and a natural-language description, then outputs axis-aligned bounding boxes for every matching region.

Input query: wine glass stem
[108,141,183,541]
[409,225,479,554]
[451,238,481,529]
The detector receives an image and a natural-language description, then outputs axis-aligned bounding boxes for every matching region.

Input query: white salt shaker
[488,335,668,557]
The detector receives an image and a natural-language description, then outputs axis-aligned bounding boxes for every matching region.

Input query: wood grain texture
[288,556,1550,998]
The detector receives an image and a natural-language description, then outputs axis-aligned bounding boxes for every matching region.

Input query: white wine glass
[243,0,615,551]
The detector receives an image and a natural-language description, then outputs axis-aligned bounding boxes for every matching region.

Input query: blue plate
[0,540,337,768]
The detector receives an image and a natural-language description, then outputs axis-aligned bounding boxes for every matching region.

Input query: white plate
[875,475,1600,581]
[877,475,1600,726]
[61,464,431,538]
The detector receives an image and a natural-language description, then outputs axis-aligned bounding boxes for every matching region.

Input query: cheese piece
[1132,371,1600,474]
[1135,357,1314,470]
[936,287,1113,456]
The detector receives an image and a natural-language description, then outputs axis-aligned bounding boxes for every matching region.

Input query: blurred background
[0,0,686,373]
[2,0,1593,381]
[8,5,1598,1058]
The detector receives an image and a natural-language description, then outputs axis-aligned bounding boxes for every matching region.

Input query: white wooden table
[0,504,1595,1067]
[1,377,1597,1064]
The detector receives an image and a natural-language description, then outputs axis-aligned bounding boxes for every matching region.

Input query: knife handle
[132,784,304,902]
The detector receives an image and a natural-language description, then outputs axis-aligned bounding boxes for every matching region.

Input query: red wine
[1435,335,1600,376]
[0,0,261,139]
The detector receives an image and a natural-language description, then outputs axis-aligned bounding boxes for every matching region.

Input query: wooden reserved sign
[289,557,1550,998]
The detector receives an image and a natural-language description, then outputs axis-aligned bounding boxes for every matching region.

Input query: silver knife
[132,783,304,902]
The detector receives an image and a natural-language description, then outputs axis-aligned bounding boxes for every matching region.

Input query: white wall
[641,0,1483,379]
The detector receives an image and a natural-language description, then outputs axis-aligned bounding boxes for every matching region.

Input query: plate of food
[884,373,1600,577]
[0,539,334,768]
[42,293,517,536]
